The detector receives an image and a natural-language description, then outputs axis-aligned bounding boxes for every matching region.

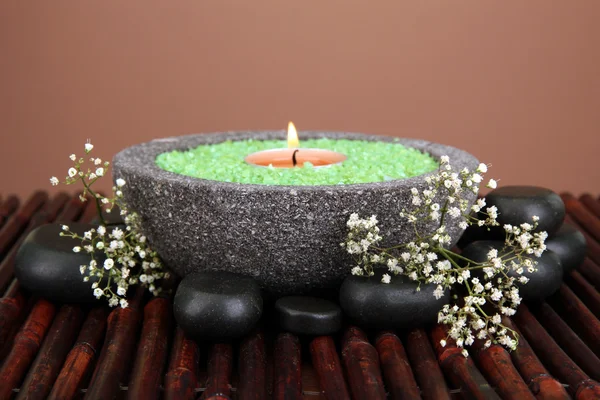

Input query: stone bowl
[112,131,479,294]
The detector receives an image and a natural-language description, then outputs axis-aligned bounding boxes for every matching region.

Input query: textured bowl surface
[112,131,479,293]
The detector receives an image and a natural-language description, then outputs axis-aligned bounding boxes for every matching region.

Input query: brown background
[1,1,599,199]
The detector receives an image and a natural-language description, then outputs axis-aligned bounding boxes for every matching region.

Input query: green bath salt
[155,138,439,186]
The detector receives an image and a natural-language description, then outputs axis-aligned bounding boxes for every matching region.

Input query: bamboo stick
[430,324,501,400]
[309,335,350,400]
[562,193,600,242]
[341,326,386,400]
[47,307,110,400]
[274,332,303,400]
[470,338,535,400]
[374,331,420,400]
[15,305,85,400]
[531,302,600,381]
[565,270,600,319]
[0,195,19,229]
[0,191,46,260]
[0,299,57,400]
[513,304,600,398]
[580,194,600,219]
[203,343,233,400]
[405,328,451,400]
[577,258,600,289]
[548,284,600,358]
[239,329,268,400]
[0,279,26,354]
[502,318,569,400]
[565,215,600,266]
[164,327,200,400]
[84,287,144,400]
[127,296,172,400]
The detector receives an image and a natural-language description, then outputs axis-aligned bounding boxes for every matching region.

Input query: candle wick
[292,149,299,167]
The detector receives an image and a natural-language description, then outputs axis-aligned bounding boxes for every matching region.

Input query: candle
[244,122,347,168]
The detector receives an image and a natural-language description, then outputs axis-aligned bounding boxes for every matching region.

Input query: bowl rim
[112,130,480,193]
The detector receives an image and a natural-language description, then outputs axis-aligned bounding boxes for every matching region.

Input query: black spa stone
[461,240,563,301]
[546,223,587,274]
[173,271,263,340]
[275,296,342,335]
[14,223,105,304]
[339,269,449,330]
[485,186,565,236]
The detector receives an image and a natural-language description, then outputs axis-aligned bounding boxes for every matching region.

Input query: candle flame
[287,122,299,148]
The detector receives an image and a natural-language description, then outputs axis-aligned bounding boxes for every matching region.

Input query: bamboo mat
[1,191,600,399]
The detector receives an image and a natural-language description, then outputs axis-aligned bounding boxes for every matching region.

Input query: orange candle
[244,122,346,168]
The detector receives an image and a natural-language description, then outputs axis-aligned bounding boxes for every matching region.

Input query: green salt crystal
[155,138,439,186]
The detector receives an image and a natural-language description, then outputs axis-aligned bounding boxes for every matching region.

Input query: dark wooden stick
[430,324,501,400]
[0,195,20,229]
[470,339,535,400]
[273,332,303,400]
[374,331,420,400]
[341,326,386,400]
[127,296,172,400]
[239,329,267,400]
[84,287,144,400]
[15,305,85,400]
[580,194,600,219]
[577,258,600,289]
[0,192,70,295]
[164,327,200,400]
[565,270,600,319]
[562,193,600,242]
[0,298,57,400]
[47,307,110,400]
[565,214,600,266]
[513,304,600,398]
[548,284,600,359]
[203,343,233,400]
[501,318,569,400]
[405,328,450,400]
[0,191,46,259]
[0,279,26,354]
[531,301,600,381]
[309,335,350,400]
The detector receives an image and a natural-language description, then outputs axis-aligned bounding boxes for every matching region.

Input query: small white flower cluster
[341,156,547,355]
[53,141,170,308]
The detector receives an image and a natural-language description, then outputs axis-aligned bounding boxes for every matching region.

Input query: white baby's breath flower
[487,179,497,189]
[85,142,94,153]
[381,274,391,284]
[117,286,127,296]
[103,258,114,270]
[68,168,77,178]
[50,176,59,186]
[119,299,128,308]
[477,163,488,173]
[93,288,103,298]
[116,178,126,187]
[69,154,76,161]
[95,167,104,177]
[97,226,106,236]
[73,246,81,253]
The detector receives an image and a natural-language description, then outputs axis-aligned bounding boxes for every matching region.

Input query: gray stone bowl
[112,131,479,294]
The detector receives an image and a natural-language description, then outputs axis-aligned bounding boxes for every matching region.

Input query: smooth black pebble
[461,240,563,301]
[15,222,105,303]
[275,296,342,335]
[173,271,263,340]
[339,269,449,330]
[546,223,586,274]
[485,186,565,235]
